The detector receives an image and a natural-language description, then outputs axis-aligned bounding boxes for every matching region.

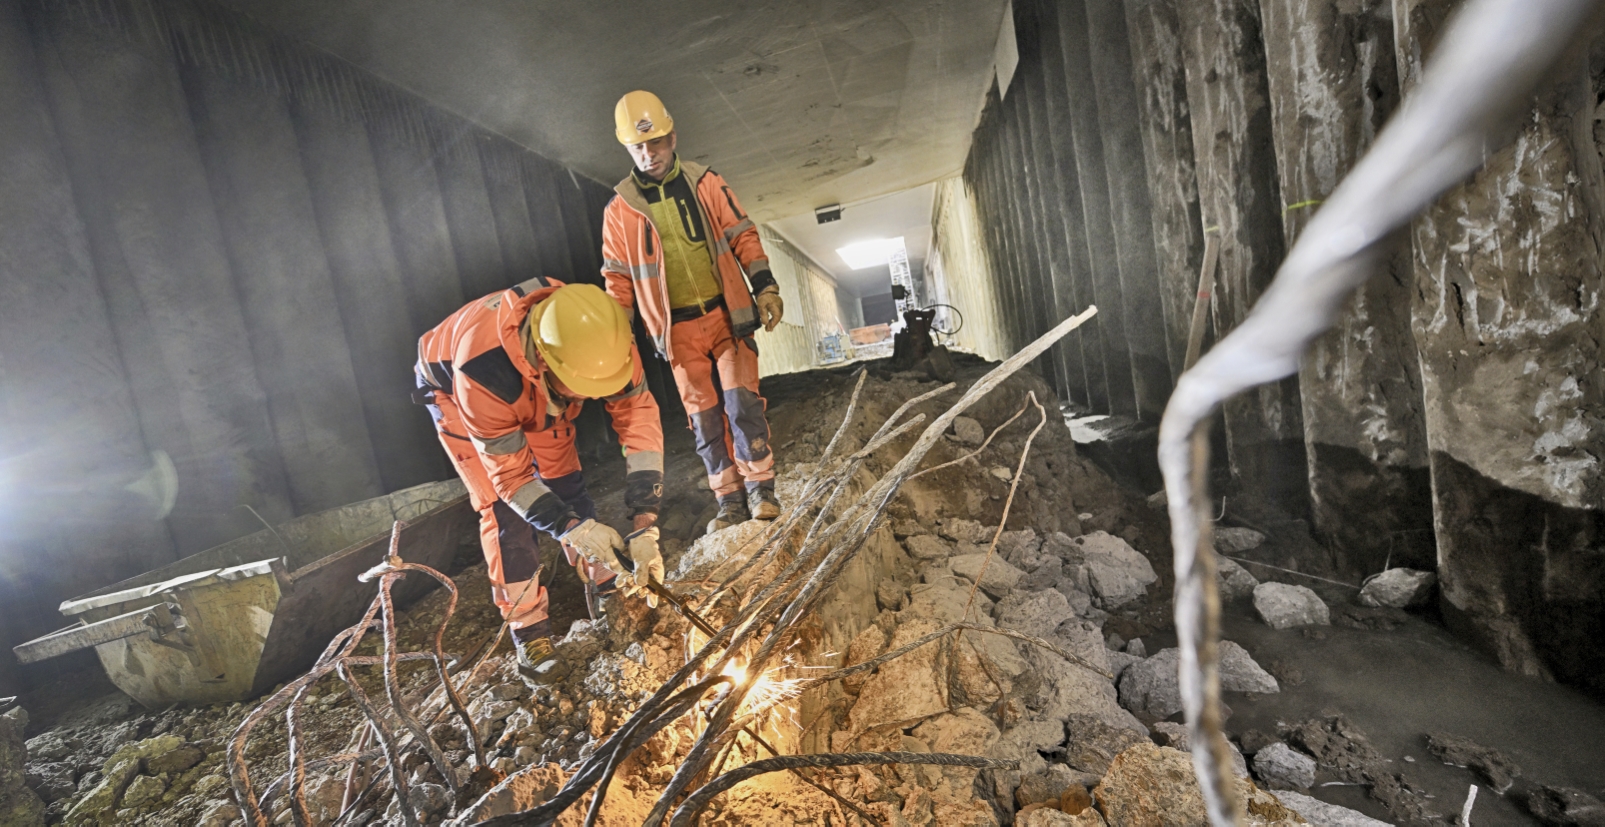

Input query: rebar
[1156,2,1601,823]
[667,752,1018,827]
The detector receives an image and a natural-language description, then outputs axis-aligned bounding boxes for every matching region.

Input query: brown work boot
[747,486,781,521]
[706,493,750,535]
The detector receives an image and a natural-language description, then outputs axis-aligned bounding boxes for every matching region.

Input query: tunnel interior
[0,0,1602,825]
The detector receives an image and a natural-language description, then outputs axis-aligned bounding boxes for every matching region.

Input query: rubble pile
[6,360,1531,826]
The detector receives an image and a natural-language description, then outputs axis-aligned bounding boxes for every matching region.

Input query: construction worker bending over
[602,90,785,535]
[414,280,667,681]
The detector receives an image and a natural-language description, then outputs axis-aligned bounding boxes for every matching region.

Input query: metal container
[13,480,474,707]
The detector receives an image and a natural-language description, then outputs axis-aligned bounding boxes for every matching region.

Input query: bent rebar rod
[1157,2,1604,824]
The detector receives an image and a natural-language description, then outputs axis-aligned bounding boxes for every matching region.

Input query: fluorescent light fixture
[836,237,905,270]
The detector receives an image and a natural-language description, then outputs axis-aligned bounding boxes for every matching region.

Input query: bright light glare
[836,237,905,270]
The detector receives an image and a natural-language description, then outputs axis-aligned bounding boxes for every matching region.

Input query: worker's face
[628,132,676,180]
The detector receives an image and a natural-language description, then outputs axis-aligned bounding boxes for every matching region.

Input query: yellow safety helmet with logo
[614,90,674,145]
[528,284,634,398]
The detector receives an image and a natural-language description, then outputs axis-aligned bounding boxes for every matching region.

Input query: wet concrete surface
[1156,602,1605,824]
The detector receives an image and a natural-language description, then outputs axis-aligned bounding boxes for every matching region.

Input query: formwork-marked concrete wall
[0,0,619,691]
[1396,0,1605,695]
[947,0,1604,696]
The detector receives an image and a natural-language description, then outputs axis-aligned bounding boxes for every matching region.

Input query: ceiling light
[836,237,905,270]
[815,204,842,224]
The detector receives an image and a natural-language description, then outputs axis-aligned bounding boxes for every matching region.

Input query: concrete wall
[946,0,1605,696]
[1395,0,1605,694]
[926,177,1009,363]
[0,0,618,692]
[1257,0,1432,575]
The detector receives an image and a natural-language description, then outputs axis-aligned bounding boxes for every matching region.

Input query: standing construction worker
[601,90,785,535]
[414,279,667,682]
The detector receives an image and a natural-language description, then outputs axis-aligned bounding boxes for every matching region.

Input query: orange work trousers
[427,394,614,635]
[668,305,775,498]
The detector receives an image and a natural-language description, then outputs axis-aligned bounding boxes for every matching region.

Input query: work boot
[706,493,751,535]
[747,486,781,521]
[514,622,566,686]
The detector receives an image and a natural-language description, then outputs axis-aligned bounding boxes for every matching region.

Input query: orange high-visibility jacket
[414,277,664,534]
[601,159,777,357]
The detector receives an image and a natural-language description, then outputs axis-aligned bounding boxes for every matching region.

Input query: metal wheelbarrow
[12,480,474,708]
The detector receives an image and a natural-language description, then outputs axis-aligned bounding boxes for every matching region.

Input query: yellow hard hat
[528,284,634,398]
[614,90,674,145]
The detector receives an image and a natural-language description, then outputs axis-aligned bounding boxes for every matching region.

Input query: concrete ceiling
[770,182,935,297]
[216,0,1009,223]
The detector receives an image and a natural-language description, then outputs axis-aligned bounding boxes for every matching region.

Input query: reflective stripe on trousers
[668,306,775,498]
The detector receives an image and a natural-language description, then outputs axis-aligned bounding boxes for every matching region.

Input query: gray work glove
[559,518,628,578]
[755,286,784,332]
[624,527,665,608]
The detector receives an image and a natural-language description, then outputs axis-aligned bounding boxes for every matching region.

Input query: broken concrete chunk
[1106,651,1141,683]
[998,528,1043,567]
[146,743,204,776]
[1358,568,1436,609]
[939,518,992,544]
[1018,807,1108,826]
[1218,556,1261,602]
[849,619,950,731]
[1254,582,1331,629]
[875,578,906,611]
[891,518,930,538]
[996,589,1075,639]
[1426,732,1520,793]
[1274,790,1392,826]
[952,416,986,445]
[1095,743,1303,826]
[1064,714,1149,776]
[843,624,889,694]
[951,553,1024,598]
[1117,648,1183,718]
[904,534,955,561]
[1076,531,1158,608]
[1254,742,1317,790]
[195,799,241,827]
[1219,641,1280,694]
[1214,527,1267,554]
[1124,638,1146,658]
[1016,764,1078,808]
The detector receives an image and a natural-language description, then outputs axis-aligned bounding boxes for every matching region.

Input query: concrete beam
[1083,0,1174,421]
[1177,0,1308,514]
[1125,0,1205,384]
[1017,0,1094,408]
[289,80,447,493]
[1396,0,1605,693]
[183,66,386,515]
[1052,0,1139,417]
[1257,0,1432,575]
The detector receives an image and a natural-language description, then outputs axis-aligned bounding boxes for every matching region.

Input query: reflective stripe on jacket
[601,159,777,357]
[415,277,665,534]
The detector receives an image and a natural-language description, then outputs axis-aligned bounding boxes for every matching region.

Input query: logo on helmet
[636,118,654,134]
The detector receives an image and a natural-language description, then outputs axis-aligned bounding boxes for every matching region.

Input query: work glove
[755,286,784,332]
[559,519,628,578]
[623,526,665,608]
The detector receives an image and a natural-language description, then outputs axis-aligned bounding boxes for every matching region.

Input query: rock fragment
[940,518,991,544]
[1094,742,1302,826]
[1074,532,1158,608]
[1274,790,1392,826]
[1063,714,1148,776]
[1358,568,1436,609]
[0,707,45,827]
[1254,583,1331,629]
[1425,732,1520,793]
[1215,527,1267,553]
[1218,556,1261,602]
[904,534,955,561]
[1254,742,1317,790]
[1526,785,1605,826]
[951,553,1025,598]
[953,416,986,444]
